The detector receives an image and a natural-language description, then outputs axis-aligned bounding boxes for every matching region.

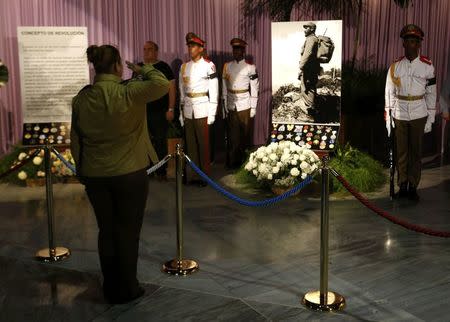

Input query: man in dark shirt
[138,41,176,180]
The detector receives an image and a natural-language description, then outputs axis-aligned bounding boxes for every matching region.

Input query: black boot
[408,184,420,201]
[394,182,408,199]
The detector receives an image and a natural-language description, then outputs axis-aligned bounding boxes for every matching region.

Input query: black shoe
[408,185,420,201]
[394,182,408,199]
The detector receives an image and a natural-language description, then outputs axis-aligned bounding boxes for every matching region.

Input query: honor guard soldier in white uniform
[222,38,259,168]
[179,33,219,185]
[385,24,436,201]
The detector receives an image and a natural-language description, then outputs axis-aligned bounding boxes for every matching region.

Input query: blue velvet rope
[185,156,314,207]
[52,149,77,174]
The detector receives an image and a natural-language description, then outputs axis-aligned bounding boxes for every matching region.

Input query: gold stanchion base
[35,247,71,262]
[162,259,199,276]
[302,291,346,312]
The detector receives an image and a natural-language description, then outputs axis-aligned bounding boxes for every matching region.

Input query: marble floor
[0,161,450,321]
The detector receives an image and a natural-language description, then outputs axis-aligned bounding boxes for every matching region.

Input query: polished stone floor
[0,162,450,321]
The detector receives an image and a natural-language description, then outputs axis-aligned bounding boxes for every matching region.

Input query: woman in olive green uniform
[71,45,169,304]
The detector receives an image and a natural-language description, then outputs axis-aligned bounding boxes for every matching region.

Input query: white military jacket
[385,55,436,122]
[179,57,219,119]
[222,59,259,112]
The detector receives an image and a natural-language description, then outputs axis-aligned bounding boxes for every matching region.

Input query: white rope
[146,154,173,175]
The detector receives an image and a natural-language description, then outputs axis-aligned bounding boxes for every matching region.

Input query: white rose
[18,171,27,180]
[258,163,266,172]
[262,156,268,162]
[18,152,27,161]
[281,154,290,162]
[290,159,297,166]
[267,173,273,180]
[252,170,258,176]
[301,173,307,179]
[290,168,300,177]
[272,166,280,174]
[269,153,277,161]
[245,162,252,171]
[33,156,43,165]
[300,161,311,174]
[37,171,46,177]
[299,154,306,161]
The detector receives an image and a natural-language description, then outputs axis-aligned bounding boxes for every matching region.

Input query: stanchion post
[302,155,345,311]
[162,144,199,275]
[35,142,71,262]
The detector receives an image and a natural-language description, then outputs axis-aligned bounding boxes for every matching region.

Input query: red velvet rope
[0,149,41,180]
[334,174,450,238]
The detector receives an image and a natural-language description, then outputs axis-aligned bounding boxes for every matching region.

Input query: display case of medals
[271,123,339,151]
[22,122,71,146]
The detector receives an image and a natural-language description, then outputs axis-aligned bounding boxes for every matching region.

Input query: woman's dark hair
[145,41,159,51]
[86,45,121,74]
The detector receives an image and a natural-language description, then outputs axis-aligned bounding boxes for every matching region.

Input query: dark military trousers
[84,168,149,302]
[185,117,210,179]
[394,116,427,187]
[147,108,168,176]
[300,69,319,109]
[226,108,251,167]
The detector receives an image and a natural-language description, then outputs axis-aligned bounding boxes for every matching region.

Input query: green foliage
[0,146,42,186]
[0,145,75,186]
[235,165,268,189]
[329,143,386,192]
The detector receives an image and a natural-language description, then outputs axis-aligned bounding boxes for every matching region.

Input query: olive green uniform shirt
[70,64,169,177]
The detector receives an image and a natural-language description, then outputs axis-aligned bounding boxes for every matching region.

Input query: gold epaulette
[390,62,401,88]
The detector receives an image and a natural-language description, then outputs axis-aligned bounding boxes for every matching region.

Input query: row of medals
[23,124,70,145]
[271,124,337,150]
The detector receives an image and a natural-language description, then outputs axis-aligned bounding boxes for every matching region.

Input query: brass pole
[36,142,70,262]
[302,155,345,311]
[163,144,199,275]
[176,143,183,262]
[320,163,330,305]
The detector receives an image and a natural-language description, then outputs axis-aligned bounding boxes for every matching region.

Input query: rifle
[388,109,395,200]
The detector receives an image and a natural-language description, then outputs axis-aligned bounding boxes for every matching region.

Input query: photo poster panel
[271,20,342,151]
[17,26,89,146]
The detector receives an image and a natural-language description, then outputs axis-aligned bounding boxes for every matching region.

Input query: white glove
[207,115,215,125]
[424,113,435,133]
[424,120,432,133]
[385,115,394,137]
[179,114,184,127]
[250,108,256,118]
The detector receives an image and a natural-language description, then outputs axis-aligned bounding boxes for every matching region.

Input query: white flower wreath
[245,141,320,188]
